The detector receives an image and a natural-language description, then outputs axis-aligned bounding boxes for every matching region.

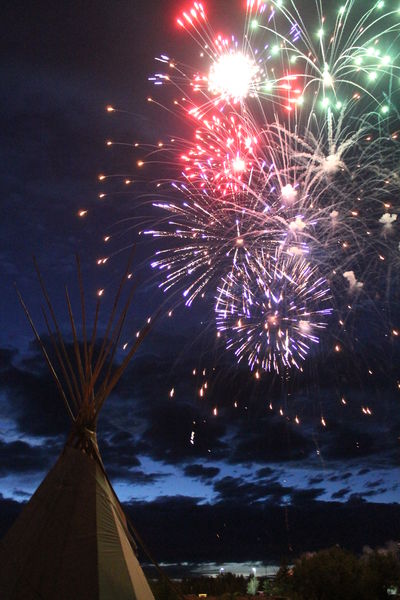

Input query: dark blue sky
[1,0,400,571]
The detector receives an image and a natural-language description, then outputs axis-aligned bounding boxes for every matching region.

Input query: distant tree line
[280,546,400,600]
[151,544,400,600]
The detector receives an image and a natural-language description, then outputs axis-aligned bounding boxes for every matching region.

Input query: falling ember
[213,407,218,416]
[169,388,175,398]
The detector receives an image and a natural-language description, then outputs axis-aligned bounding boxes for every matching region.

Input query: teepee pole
[87,299,101,407]
[93,285,137,411]
[93,248,136,378]
[76,255,90,385]
[15,288,75,422]
[40,306,80,415]
[100,314,157,407]
[33,257,83,407]
[65,287,86,397]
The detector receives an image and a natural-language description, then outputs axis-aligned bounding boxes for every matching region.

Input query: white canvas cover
[0,444,155,600]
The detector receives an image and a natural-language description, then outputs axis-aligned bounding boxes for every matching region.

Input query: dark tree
[288,547,361,600]
[285,546,400,600]
[359,551,400,600]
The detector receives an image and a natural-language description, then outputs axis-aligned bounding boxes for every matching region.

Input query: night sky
[1,0,400,575]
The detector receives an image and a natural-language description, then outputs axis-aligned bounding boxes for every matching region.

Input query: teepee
[0,256,157,600]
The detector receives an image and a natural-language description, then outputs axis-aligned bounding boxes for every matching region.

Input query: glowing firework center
[208,52,259,102]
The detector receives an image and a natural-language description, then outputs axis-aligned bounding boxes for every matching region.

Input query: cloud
[0,343,398,521]
[229,419,313,464]
[365,479,384,489]
[121,497,400,565]
[0,350,70,438]
[323,427,376,460]
[331,487,350,499]
[0,439,55,476]
[256,466,276,479]
[214,475,293,505]
[308,475,324,485]
[291,488,324,504]
[183,464,220,481]
[100,435,142,469]
[11,489,31,499]
[358,468,370,475]
[110,468,168,486]
[132,380,229,465]
[0,349,16,372]
[2,490,400,567]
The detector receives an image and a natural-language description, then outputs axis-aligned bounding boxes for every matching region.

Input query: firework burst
[104,0,400,374]
[215,250,332,373]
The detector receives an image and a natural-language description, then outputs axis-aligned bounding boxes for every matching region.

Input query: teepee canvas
[0,257,156,600]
